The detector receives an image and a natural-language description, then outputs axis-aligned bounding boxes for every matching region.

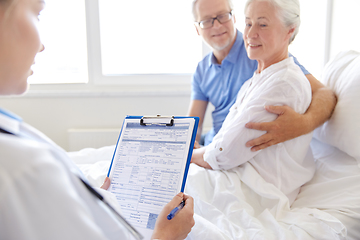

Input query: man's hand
[245,75,337,152]
[151,192,195,240]
[245,105,311,152]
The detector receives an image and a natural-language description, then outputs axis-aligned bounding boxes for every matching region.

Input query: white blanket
[69,139,360,240]
[185,161,345,239]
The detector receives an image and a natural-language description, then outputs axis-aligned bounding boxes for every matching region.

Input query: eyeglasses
[196,12,233,29]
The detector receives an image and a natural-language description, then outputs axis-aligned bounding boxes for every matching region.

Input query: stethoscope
[0,127,144,240]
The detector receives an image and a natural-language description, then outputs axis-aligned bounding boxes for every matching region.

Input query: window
[30,0,202,86]
[287,0,328,79]
[330,0,360,60]
[28,0,360,87]
[29,0,88,84]
[98,0,202,76]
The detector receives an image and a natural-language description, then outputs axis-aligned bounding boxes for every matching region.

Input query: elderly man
[188,0,336,150]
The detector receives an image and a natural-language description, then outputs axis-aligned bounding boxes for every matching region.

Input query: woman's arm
[191,147,212,169]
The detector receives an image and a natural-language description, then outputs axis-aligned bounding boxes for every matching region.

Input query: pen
[167,201,185,220]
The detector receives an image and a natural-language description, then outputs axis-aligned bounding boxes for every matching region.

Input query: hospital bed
[69,50,360,240]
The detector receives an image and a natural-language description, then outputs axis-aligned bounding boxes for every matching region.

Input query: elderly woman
[191,0,314,204]
[0,0,194,239]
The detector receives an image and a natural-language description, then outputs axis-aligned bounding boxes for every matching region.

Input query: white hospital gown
[203,57,315,204]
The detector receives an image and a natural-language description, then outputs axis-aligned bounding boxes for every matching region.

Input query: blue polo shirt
[191,29,309,145]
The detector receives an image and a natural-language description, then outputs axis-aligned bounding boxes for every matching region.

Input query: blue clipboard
[107,115,199,193]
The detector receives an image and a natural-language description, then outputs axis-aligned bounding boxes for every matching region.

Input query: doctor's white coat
[0,110,133,240]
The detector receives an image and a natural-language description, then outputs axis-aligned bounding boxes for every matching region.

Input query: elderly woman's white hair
[244,0,300,44]
[192,0,234,21]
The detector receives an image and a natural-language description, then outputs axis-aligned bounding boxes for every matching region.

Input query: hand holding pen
[151,192,195,240]
[167,201,185,220]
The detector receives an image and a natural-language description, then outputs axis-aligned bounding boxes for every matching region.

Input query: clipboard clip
[140,115,174,126]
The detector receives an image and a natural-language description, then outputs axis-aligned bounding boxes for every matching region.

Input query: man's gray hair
[192,0,234,21]
[244,0,300,44]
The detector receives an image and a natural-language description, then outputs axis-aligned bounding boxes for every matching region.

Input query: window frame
[27,0,334,97]
[28,0,205,97]
[87,0,200,86]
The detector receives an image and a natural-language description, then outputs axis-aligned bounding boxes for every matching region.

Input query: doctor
[0,0,194,240]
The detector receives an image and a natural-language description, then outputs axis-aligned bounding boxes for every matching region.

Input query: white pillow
[314,50,360,163]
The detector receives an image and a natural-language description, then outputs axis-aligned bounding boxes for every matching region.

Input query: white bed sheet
[69,145,115,187]
[183,141,346,240]
[293,139,360,240]
[69,139,360,240]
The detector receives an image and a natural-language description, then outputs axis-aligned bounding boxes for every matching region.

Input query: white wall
[0,91,213,151]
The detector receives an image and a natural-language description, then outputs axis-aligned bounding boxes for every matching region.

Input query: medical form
[107,116,198,239]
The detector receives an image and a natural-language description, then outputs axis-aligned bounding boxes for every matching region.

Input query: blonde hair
[0,0,19,20]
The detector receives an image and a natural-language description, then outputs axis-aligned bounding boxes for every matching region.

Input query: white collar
[0,108,22,135]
